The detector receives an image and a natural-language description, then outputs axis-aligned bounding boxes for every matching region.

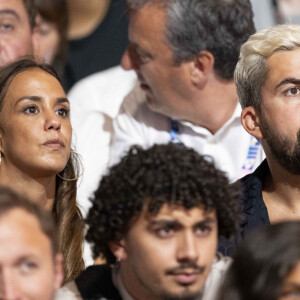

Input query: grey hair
[126,0,255,80]
[235,24,300,110]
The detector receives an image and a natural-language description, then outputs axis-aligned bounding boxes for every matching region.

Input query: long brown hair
[55,151,85,283]
[0,58,84,283]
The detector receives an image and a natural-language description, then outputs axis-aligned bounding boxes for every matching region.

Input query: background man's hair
[235,24,300,111]
[0,186,58,256]
[127,0,255,80]
[86,143,240,264]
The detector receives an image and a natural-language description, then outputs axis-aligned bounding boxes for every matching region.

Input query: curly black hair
[86,143,240,264]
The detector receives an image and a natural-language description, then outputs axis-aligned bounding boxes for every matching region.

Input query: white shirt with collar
[110,85,265,182]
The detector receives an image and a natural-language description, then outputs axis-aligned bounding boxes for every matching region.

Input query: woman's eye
[56,108,69,117]
[23,106,39,114]
[286,87,300,96]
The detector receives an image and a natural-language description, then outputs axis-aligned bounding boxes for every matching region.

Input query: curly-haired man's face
[111,204,218,300]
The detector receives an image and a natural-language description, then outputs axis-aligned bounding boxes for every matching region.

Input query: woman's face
[35,15,60,64]
[279,261,300,300]
[0,68,72,178]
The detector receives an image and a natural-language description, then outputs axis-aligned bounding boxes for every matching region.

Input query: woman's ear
[241,106,263,140]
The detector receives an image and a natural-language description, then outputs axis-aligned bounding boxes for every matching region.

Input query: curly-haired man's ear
[109,239,128,261]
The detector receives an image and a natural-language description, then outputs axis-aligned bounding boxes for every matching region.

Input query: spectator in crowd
[110,0,264,183]
[0,58,84,282]
[34,0,68,75]
[232,24,300,243]
[218,221,300,300]
[0,0,39,67]
[60,143,240,300]
[0,186,63,300]
[63,0,128,91]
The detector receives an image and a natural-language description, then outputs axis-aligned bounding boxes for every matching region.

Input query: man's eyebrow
[0,9,21,21]
[149,216,216,227]
[15,254,37,263]
[194,217,217,226]
[276,78,300,90]
[129,42,152,57]
[149,220,180,227]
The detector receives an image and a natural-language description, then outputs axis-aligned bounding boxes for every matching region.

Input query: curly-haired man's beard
[259,113,300,174]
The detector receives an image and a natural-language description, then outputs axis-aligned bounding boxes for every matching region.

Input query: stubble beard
[259,113,300,174]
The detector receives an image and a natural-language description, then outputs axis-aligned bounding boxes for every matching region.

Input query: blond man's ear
[241,106,264,140]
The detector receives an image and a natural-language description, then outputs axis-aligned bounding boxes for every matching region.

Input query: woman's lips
[42,139,65,149]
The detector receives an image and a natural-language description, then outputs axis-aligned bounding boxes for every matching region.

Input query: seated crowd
[1,0,300,300]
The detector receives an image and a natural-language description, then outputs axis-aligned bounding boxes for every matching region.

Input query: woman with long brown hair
[0,58,84,283]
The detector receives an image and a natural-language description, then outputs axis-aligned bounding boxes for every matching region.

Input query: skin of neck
[0,162,56,210]
[262,144,300,220]
[186,76,238,134]
[67,0,111,39]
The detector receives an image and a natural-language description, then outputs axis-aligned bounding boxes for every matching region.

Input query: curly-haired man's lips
[166,265,205,285]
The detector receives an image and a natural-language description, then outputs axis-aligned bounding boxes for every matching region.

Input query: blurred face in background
[0,208,63,300]
[279,261,300,300]
[35,14,60,64]
[0,0,36,67]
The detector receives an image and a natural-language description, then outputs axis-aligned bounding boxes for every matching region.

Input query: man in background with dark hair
[61,143,240,300]
[0,0,39,67]
[110,0,264,183]
[0,186,63,299]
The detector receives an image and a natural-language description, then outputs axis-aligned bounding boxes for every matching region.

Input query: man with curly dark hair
[60,143,240,300]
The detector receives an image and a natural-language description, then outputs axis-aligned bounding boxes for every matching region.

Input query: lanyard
[240,136,261,172]
[170,120,181,143]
